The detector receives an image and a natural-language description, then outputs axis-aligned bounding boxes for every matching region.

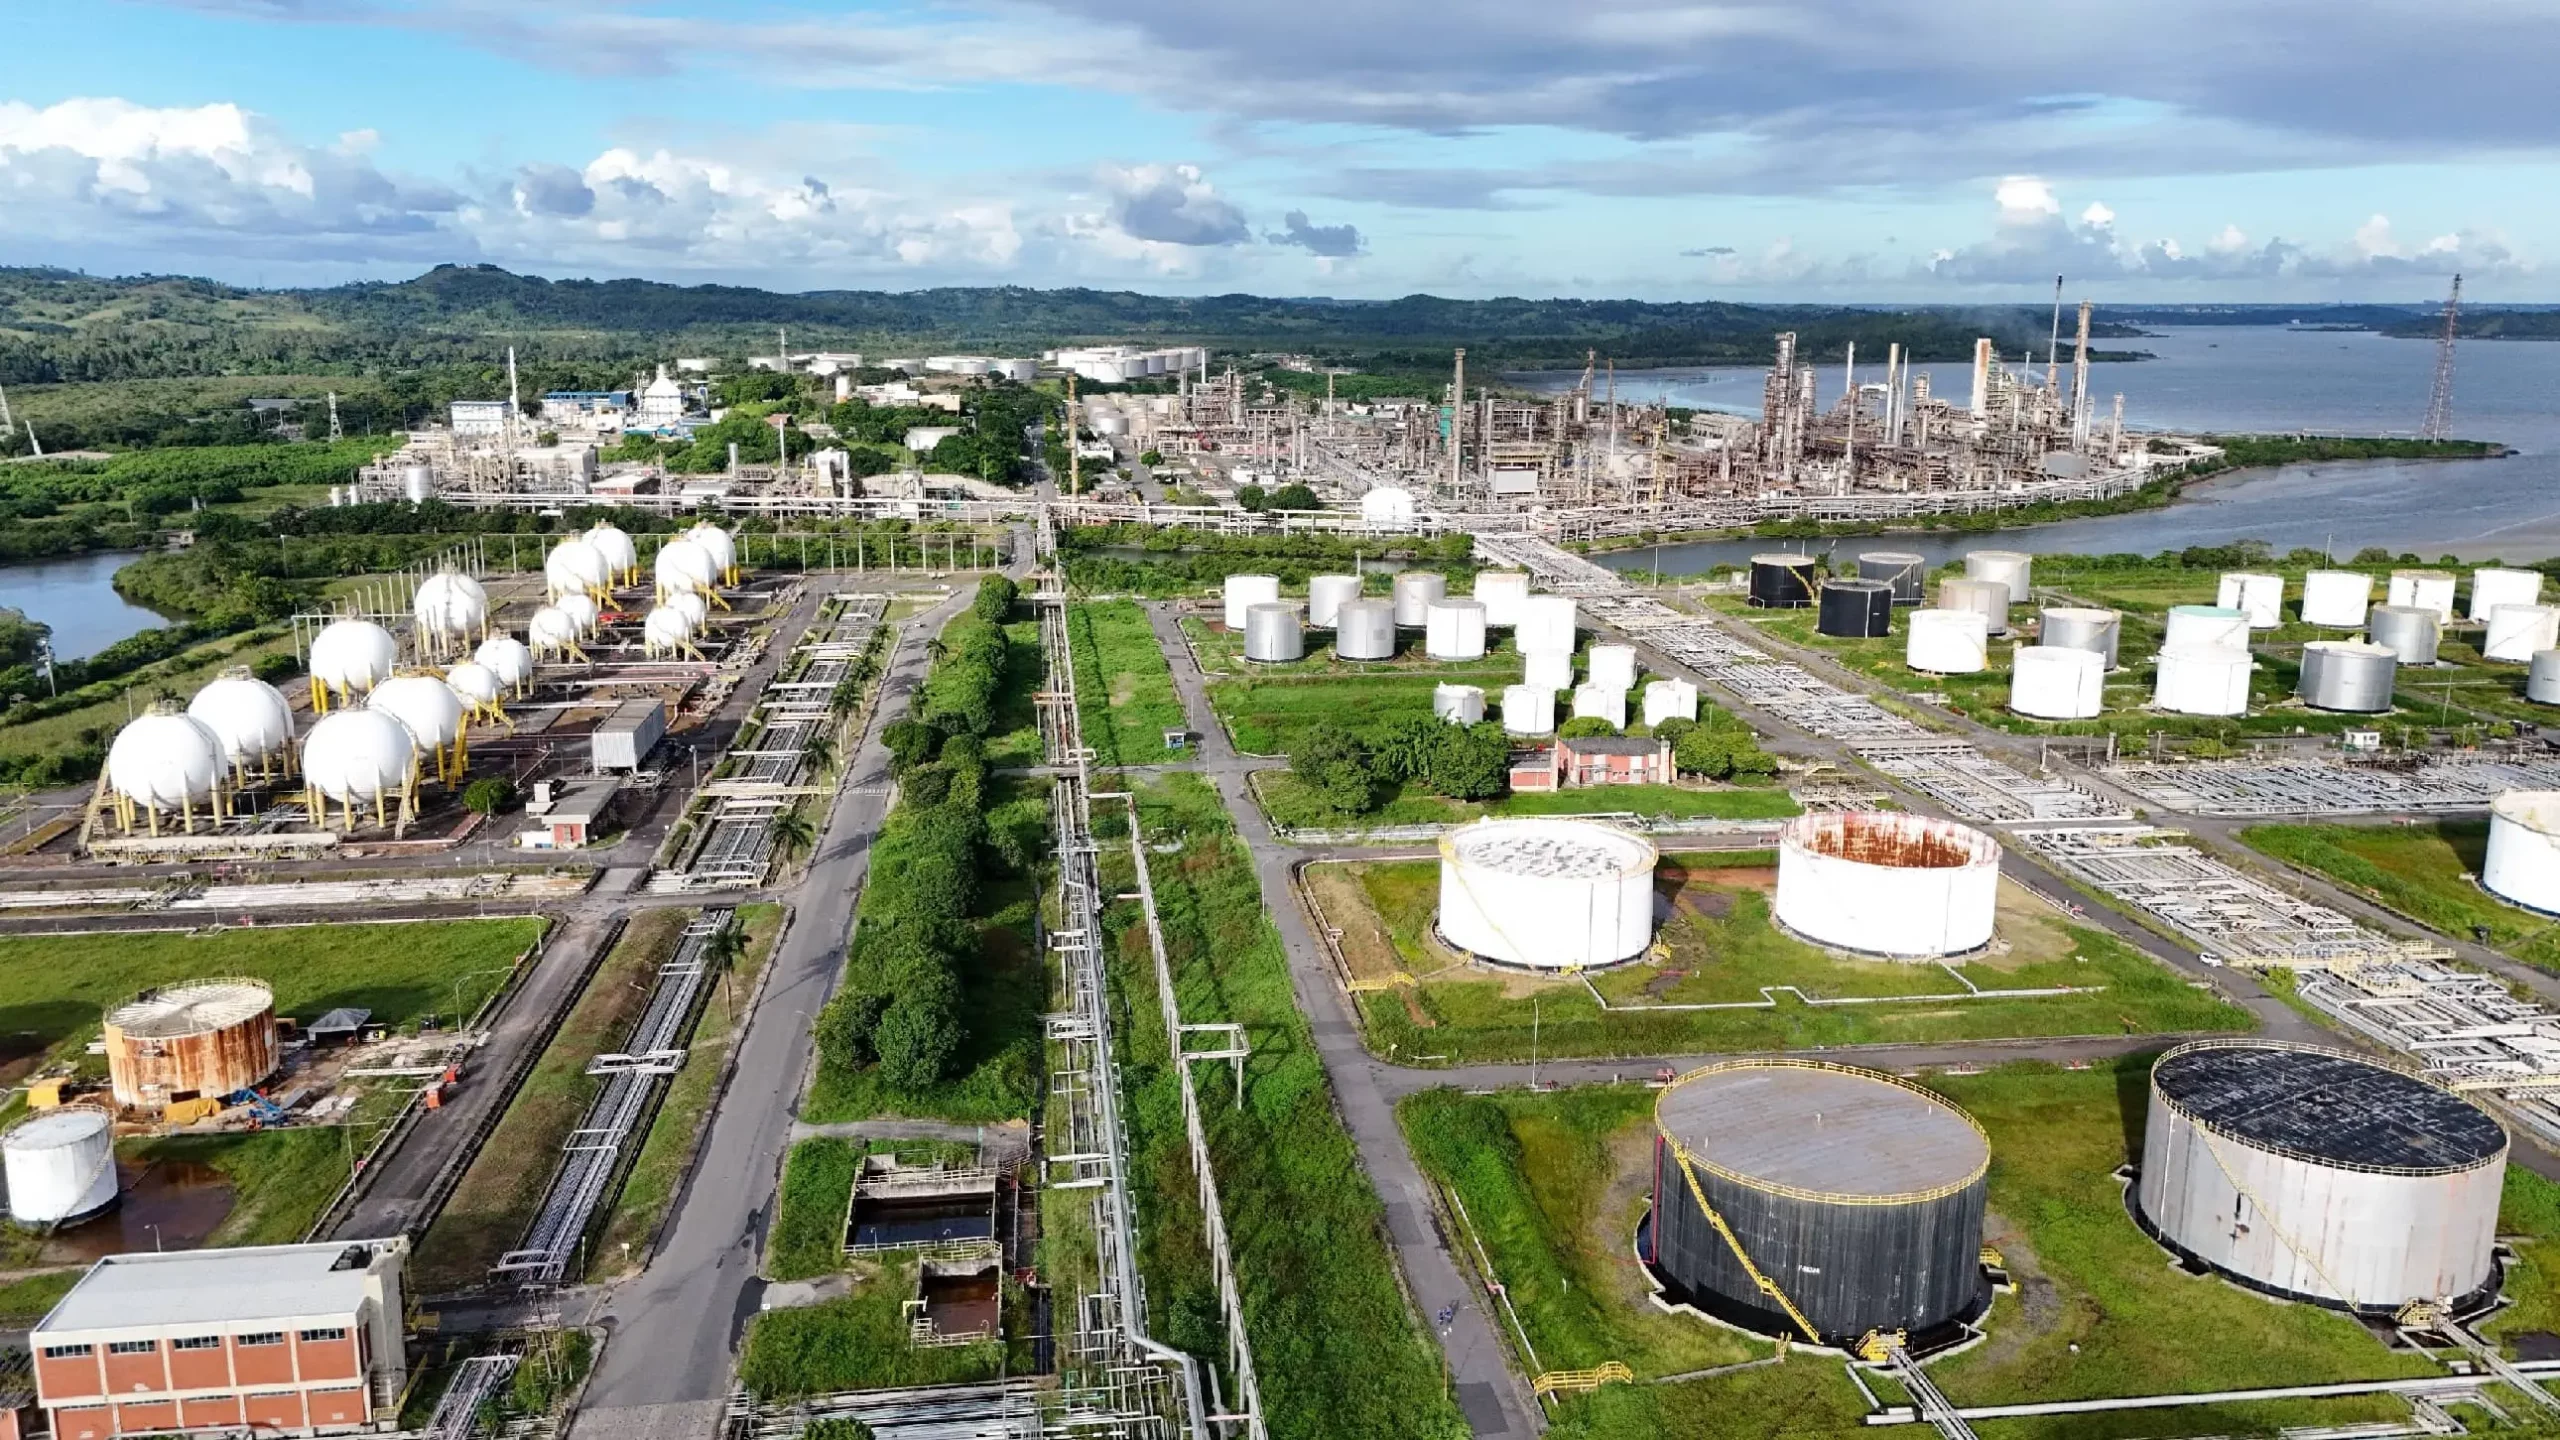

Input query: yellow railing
[1531,1362,1634,1398]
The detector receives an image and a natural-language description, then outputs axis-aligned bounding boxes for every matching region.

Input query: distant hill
[0,264,2150,384]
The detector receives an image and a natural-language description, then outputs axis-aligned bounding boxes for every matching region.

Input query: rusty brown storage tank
[102,979,278,1111]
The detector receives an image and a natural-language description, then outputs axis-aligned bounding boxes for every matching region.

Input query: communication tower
[2422,274,2462,441]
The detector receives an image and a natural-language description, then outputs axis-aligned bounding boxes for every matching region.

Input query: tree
[769,809,817,857]
[1268,482,1320,511]
[874,969,963,1089]
[1236,484,1269,512]
[1427,722,1512,801]
[798,730,836,778]
[1558,715,1619,739]
[1368,714,1443,783]
[973,574,1019,622]
[1674,725,1737,779]
[806,1421,878,1440]
[461,777,516,815]
[1652,716,1696,749]
[1289,721,1381,813]
[881,719,940,773]
[814,989,888,1070]
[1139,449,1163,466]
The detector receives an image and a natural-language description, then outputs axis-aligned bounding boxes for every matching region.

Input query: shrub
[1289,722,1381,814]
[461,778,516,816]
[1557,716,1618,739]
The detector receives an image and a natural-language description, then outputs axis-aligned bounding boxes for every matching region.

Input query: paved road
[1145,603,1543,1440]
[573,582,980,1438]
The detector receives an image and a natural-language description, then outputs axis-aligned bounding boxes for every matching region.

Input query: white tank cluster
[1307,575,1363,628]
[1517,596,1579,655]
[1474,571,1531,627]
[1501,684,1556,737]
[1433,683,1485,725]
[1425,599,1486,661]
[475,636,534,696]
[1571,684,1627,729]
[2300,570,2372,628]
[308,618,398,712]
[1333,600,1396,660]
[529,606,586,661]
[1523,650,1574,692]
[2164,605,2250,652]
[2368,605,2442,665]
[1223,574,1281,630]
[643,606,703,660]
[1643,679,1699,727]
[1437,818,1657,969]
[301,707,420,830]
[1906,608,1989,674]
[1938,577,2010,636]
[1242,604,1303,664]
[102,706,231,836]
[2154,646,2253,716]
[686,522,740,586]
[2485,791,2560,916]
[3,1106,119,1228]
[2485,604,2560,663]
[1392,571,1447,628]
[187,670,295,784]
[1775,811,1999,958]
[1587,644,1638,692]
[2471,567,2543,620]
[444,661,508,726]
[556,592,602,637]
[411,570,489,661]
[585,523,640,587]
[1964,550,2032,607]
[2387,570,2457,622]
[369,675,468,785]
[2137,1041,2506,1313]
[546,537,612,604]
[2038,607,2120,669]
[2217,572,2284,629]
[2009,646,2104,720]
[654,538,721,608]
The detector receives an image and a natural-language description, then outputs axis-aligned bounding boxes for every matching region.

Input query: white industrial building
[447,399,514,437]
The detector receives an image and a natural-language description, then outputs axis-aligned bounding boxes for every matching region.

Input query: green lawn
[412,910,681,1292]
[1069,599,1183,766]
[1341,855,2250,1064]
[0,917,542,1091]
[738,1254,1008,1400]
[983,618,1048,767]
[1210,673,1496,756]
[2242,820,2560,971]
[1253,771,1800,832]
[767,1138,859,1282]
[1402,1060,2486,1440]
[1110,776,1469,1440]
[123,1127,354,1249]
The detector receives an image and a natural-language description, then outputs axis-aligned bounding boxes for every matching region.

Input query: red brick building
[1555,735,1675,788]
[32,1239,408,1438]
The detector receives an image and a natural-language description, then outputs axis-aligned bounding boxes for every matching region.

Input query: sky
[0,0,2549,301]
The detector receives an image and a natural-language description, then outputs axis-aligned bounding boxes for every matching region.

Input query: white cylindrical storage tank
[2164,605,2251,653]
[2010,646,2103,720]
[369,674,464,755]
[401,465,432,503]
[642,606,697,658]
[2301,570,2373,628]
[1517,595,1579,654]
[2387,570,2457,623]
[1906,608,1989,674]
[1392,572,1447,627]
[1242,604,1304,663]
[1307,575,1363,628]
[1964,549,2033,606]
[1223,574,1282,630]
[1775,812,1999,958]
[1938,577,2010,637]
[1091,409,1129,436]
[1571,684,1627,729]
[301,709,416,807]
[546,537,611,602]
[2368,605,2442,666]
[106,710,223,817]
[528,607,580,658]
[665,590,711,631]
[1643,679,1699,727]
[1523,650,1574,692]
[475,636,534,692]
[1360,486,1416,527]
[1473,572,1531,627]
[2485,604,2560,663]
[2038,607,2121,669]
[187,673,294,777]
[2136,1040,2506,1312]
[1425,600,1487,661]
[2485,792,2560,914]
[2153,646,2253,717]
[412,571,489,657]
[1501,685,1556,737]
[2217,572,2285,629]
[1333,600,1395,660]
[1586,644,1638,692]
[1436,818,1656,969]
[2472,567,2544,621]
[3,1106,118,1228]
[445,661,503,716]
[585,523,637,583]
[655,538,718,600]
[2297,640,2398,713]
[310,619,398,703]
[556,592,601,637]
[1434,684,1486,725]
[2531,651,2560,705]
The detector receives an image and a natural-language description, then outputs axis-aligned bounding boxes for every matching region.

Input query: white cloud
[1994,175,2060,221]
[2080,201,2115,227]
[2208,223,2249,253]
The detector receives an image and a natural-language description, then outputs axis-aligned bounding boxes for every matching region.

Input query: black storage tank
[1648,1060,1990,1347]
[1749,553,1818,609]
[1818,580,1893,639]
[1856,551,1928,605]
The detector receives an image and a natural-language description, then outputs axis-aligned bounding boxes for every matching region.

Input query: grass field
[1108,776,1470,1440]
[125,1127,353,1249]
[767,1137,858,1282]
[738,1253,1009,1400]
[412,911,682,1293]
[1069,600,1182,766]
[1252,771,1800,831]
[594,903,783,1277]
[1209,672,1497,756]
[982,618,1047,767]
[1334,854,2249,1063]
[0,917,541,1092]
[2241,820,2560,971]
[1401,1060,2485,1439]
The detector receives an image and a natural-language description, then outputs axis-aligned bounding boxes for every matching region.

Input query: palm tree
[798,731,838,778]
[768,809,817,859]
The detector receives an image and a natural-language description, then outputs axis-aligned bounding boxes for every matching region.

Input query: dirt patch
[1962,1214,2063,1373]
[1590,1116,1665,1318]
[1665,864,1776,895]
[1972,879,2078,973]
[1641,968,1692,1000]
[1305,866,1407,987]
[1110,672,1138,708]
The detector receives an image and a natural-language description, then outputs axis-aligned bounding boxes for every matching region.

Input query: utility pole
[2422,273,2462,441]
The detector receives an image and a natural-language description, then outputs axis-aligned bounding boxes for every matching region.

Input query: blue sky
[1,0,2547,300]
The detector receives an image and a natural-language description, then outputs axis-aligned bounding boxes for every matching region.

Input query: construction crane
[2422,273,2462,441]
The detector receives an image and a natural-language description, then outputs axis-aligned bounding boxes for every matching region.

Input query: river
[0,551,174,660]
[1510,326,2560,573]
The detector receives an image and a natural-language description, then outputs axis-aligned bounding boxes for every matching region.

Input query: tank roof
[1658,1061,1988,1201]
[105,980,272,1039]
[2153,1042,2504,1174]
[2495,790,2560,834]
[1783,811,1997,870]
[1446,819,1653,879]
[5,1108,109,1148]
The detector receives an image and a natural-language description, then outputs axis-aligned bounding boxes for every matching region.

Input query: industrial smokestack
[1969,339,1993,418]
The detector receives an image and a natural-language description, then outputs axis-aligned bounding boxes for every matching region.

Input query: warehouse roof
[37,1241,399,1335]
[2154,1043,2504,1174]
[1659,1062,1988,1201]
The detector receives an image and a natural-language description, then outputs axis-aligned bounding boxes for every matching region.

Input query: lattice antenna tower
[2421,273,2462,441]
[0,382,12,439]
[326,391,343,444]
